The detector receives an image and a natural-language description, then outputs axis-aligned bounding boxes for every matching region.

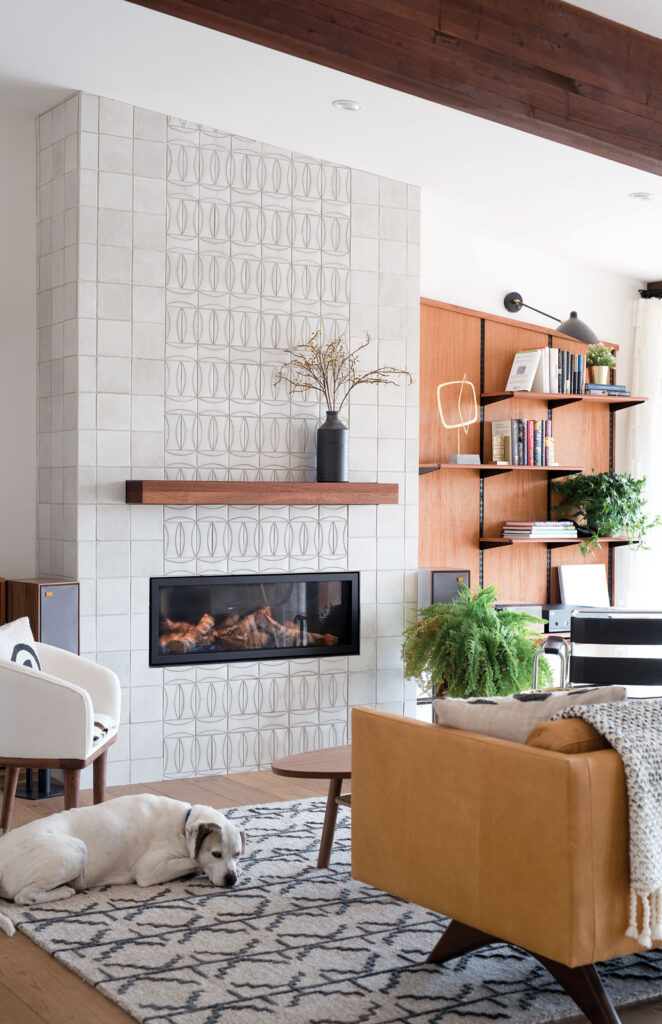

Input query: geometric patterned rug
[2,798,662,1023]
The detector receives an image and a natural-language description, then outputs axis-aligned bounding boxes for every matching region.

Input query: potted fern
[401,584,550,698]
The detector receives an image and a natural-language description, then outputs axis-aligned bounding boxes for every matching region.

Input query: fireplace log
[166,613,216,654]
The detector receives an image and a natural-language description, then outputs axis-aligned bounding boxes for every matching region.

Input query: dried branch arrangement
[273,330,413,412]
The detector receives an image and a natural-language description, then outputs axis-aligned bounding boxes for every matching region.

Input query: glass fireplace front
[150,572,360,666]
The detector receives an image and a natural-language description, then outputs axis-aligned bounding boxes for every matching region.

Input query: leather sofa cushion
[526,717,610,753]
[432,685,626,744]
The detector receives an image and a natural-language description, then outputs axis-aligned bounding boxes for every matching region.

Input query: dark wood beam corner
[127,0,662,176]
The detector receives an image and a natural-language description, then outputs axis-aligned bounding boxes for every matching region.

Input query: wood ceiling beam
[127,0,662,176]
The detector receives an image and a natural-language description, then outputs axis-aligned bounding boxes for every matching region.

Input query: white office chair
[0,643,121,830]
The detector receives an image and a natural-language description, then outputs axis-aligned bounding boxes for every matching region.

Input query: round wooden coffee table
[271,745,351,868]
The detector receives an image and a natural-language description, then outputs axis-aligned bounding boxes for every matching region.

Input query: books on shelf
[505,347,586,395]
[491,418,555,466]
[584,383,630,396]
[502,520,578,539]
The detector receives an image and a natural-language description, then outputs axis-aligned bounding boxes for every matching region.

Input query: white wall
[421,191,642,358]
[0,105,37,577]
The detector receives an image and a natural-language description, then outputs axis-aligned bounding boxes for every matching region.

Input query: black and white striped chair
[570,610,662,696]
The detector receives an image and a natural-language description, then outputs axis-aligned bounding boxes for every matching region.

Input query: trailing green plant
[401,584,551,698]
[585,343,616,368]
[552,469,660,554]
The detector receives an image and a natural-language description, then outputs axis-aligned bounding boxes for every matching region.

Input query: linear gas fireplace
[150,572,360,666]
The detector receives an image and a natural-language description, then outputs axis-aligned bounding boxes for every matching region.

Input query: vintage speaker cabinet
[7,577,79,654]
[5,577,80,800]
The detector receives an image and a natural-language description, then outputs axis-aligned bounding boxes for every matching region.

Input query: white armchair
[0,643,121,830]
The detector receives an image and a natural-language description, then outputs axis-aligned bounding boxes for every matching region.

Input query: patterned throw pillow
[0,617,41,670]
[432,685,626,744]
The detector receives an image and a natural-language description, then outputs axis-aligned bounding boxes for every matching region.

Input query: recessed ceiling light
[629,192,656,201]
[332,99,361,112]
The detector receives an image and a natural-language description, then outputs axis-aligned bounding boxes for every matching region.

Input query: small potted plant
[274,331,412,482]
[552,469,660,554]
[401,584,550,698]
[585,343,615,385]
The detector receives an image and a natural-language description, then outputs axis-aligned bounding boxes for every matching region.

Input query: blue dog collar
[184,806,192,830]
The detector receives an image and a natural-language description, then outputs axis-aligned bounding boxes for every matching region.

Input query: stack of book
[584,382,630,397]
[491,418,555,466]
[505,347,586,395]
[502,520,578,539]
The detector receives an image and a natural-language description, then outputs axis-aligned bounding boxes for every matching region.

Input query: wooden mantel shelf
[126,480,398,506]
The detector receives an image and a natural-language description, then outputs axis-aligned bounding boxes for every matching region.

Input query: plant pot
[316,411,348,482]
[588,365,610,385]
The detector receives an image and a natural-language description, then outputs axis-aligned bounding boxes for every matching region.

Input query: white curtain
[614,297,662,609]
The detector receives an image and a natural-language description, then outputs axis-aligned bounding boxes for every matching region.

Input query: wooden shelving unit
[482,391,646,411]
[419,463,582,480]
[419,298,647,605]
[126,480,399,506]
[480,536,632,550]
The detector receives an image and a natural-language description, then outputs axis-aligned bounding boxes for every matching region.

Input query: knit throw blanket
[554,699,662,949]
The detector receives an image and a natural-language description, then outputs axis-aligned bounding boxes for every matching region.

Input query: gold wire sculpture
[436,375,480,463]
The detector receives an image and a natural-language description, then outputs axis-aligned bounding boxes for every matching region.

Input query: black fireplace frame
[149,571,360,666]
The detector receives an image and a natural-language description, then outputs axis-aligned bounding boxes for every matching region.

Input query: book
[527,419,534,466]
[510,419,519,466]
[585,387,630,397]
[533,420,542,466]
[505,349,542,391]
[491,419,511,462]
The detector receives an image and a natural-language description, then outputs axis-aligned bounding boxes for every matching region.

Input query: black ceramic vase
[316,410,349,482]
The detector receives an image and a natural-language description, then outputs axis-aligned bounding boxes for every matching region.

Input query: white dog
[0,794,245,937]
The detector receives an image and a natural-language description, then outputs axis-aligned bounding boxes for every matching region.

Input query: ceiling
[1,0,661,281]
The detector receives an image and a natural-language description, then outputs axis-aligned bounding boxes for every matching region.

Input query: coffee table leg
[318,778,342,868]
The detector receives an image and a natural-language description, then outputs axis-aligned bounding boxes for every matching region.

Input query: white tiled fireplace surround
[36,92,420,786]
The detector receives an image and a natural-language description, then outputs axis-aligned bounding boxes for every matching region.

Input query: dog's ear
[186,821,221,860]
[239,829,246,855]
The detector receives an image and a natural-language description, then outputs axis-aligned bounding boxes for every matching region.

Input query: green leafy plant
[552,469,660,554]
[401,584,550,698]
[585,343,616,368]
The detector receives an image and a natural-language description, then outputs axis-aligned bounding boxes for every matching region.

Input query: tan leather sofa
[351,706,662,1024]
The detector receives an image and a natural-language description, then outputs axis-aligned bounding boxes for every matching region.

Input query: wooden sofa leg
[427,920,497,963]
[427,920,622,1024]
[1,767,20,831]
[63,769,81,810]
[93,750,107,805]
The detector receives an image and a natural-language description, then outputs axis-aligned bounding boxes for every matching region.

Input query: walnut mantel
[125,480,399,505]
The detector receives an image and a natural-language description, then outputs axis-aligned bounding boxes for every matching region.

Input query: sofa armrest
[0,658,94,759]
[351,706,641,968]
[34,643,121,724]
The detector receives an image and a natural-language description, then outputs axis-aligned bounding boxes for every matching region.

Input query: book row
[506,346,590,395]
[491,418,555,466]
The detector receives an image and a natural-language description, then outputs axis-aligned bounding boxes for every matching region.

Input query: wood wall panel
[420,298,620,606]
[418,471,481,587]
[419,304,481,464]
[419,303,481,580]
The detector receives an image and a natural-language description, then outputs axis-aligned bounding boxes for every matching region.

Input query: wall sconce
[504,292,599,345]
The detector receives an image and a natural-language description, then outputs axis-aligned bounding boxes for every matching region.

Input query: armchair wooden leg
[1,766,20,831]
[63,768,81,810]
[427,920,622,1024]
[92,750,107,805]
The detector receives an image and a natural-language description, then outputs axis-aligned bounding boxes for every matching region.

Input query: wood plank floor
[1,773,661,1024]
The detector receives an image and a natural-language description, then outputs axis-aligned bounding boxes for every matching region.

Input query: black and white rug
[2,798,662,1023]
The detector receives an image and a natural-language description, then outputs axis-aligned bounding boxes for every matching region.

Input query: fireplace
[150,572,360,666]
